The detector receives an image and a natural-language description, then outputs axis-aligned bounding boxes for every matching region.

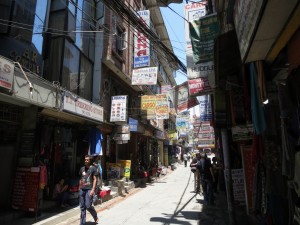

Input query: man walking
[79,155,99,224]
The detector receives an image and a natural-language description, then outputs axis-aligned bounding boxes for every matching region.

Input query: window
[62,40,80,93]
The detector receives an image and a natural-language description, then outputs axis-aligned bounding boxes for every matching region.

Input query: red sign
[188,77,213,96]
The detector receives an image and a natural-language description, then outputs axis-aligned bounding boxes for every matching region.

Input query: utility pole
[221,128,236,225]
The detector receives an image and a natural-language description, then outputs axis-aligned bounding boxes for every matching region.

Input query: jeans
[201,177,214,205]
[79,189,98,225]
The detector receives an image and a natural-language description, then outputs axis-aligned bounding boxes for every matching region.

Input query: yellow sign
[118,160,131,178]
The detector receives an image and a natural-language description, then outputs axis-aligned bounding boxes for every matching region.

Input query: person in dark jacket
[197,153,215,205]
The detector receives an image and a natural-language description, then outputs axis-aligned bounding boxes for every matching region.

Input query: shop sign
[116,124,130,134]
[63,94,103,122]
[161,85,171,94]
[129,117,138,131]
[0,56,14,90]
[132,67,158,85]
[113,133,130,141]
[134,10,150,68]
[110,95,127,122]
[188,77,213,96]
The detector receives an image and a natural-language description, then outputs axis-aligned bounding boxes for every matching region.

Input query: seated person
[53,178,69,207]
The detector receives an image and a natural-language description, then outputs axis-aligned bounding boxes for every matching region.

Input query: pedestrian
[190,152,201,193]
[197,153,215,205]
[79,155,99,225]
[183,153,188,167]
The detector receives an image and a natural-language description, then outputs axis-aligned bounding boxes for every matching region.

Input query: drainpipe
[221,128,236,225]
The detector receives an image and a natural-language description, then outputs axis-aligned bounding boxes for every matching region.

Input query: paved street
[55,163,230,225]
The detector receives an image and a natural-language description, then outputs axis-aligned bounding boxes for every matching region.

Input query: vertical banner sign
[134,10,150,68]
[189,13,219,64]
[199,94,212,122]
[0,56,14,90]
[132,67,158,85]
[188,77,213,96]
[184,3,215,89]
[141,95,156,120]
[156,94,169,119]
[110,95,127,122]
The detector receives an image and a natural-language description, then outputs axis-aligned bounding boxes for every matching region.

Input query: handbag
[191,167,197,173]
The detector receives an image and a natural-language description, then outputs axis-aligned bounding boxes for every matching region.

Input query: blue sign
[129,118,138,132]
[134,56,150,68]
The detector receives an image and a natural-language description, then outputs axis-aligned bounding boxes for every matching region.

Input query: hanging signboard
[134,10,150,68]
[156,94,169,119]
[141,95,156,120]
[189,13,219,64]
[110,95,127,122]
[184,3,215,88]
[0,56,14,90]
[132,67,158,85]
[188,77,213,96]
[224,169,246,205]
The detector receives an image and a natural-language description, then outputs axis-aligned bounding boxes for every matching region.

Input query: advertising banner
[189,13,219,64]
[0,56,14,90]
[134,10,150,68]
[155,94,169,119]
[110,95,127,122]
[132,67,158,85]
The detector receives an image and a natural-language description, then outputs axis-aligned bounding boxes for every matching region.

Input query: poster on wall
[132,67,158,85]
[118,160,131,178]
[106,163,121,180]
[110,95,127,122]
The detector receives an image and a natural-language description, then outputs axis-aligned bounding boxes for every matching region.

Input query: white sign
[132,67,158,85]
[0,57,14,90]
[113,133,130,141]
[110,95,127,122]
[63,94,103,122]
[134,10,150,68]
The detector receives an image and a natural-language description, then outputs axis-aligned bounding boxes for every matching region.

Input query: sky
[160,3,188,85]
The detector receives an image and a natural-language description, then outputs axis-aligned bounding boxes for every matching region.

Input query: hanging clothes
[249,62,267,134]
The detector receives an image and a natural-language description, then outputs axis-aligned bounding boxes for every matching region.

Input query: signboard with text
[110,95,127,122]
[134,10,150,68]
[63,94,103,122]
